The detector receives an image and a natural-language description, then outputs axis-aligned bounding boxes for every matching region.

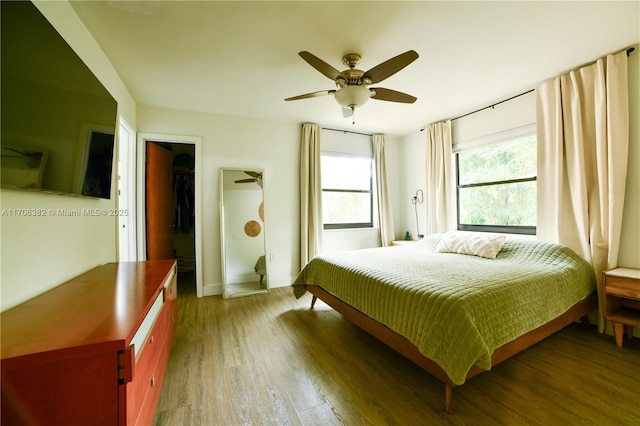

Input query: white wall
[451,92,536,146]
[399,131,428,240]
[1,1,137,311]
[137,106,301,293]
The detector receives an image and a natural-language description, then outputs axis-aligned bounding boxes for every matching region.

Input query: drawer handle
[151,377,155,388]
[171,315,175,323]
[150,335,154,344]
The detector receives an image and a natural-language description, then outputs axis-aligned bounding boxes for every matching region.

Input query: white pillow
[435,231,506,259]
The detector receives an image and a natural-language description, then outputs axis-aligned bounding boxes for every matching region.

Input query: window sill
[324,227,377,232]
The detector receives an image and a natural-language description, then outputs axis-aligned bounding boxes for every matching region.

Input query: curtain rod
[321,126,373,137]
[301,124,374,137]
[451,89,535,122]
[419,89,534,132]
[420,46,636,132]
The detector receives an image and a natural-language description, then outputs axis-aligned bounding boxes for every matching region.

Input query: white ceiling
[70,1,639,137]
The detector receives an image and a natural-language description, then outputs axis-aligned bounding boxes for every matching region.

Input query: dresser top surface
[605,268,640,280]
[1,260,176,361]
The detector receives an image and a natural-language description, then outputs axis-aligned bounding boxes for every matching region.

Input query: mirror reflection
[220,168,268,298]
[1,1,117,199]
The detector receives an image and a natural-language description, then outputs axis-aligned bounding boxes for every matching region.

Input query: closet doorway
[139,133,203,297]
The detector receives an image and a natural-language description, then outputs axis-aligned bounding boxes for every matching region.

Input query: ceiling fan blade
[364,50,419,84]
[235,178,257,183]
[285,90,335,101]
[371,87,417,103]
[298,51,342,81]
[244,171,260,178]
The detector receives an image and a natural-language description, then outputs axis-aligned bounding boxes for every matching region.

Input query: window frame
[455,127,537,236]
[321,152,374,230]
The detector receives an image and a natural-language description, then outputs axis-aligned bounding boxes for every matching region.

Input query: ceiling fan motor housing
[335,68,373,89]
[336,54,374,89]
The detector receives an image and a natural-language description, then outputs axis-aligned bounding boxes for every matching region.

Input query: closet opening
[144,139,198,295]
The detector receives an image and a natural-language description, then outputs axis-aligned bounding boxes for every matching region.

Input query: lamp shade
[334,86,372,108]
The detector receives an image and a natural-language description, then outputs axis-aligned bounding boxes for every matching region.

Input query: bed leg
[310,295,317,308]
[580,314,590,328]
[445,384,453,414]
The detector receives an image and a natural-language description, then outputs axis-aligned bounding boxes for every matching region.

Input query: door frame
[117,117,137,262]
[137,132,204,298]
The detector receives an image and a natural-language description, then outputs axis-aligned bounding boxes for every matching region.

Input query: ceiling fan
[285,50,419,122]
[235,171,263,188]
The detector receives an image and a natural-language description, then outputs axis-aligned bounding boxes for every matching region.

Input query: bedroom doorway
[138,133,203,297]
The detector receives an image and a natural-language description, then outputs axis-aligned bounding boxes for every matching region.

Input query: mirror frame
[219,167,268,298]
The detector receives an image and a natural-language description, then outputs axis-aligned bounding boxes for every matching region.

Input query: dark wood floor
[153,273,640,425]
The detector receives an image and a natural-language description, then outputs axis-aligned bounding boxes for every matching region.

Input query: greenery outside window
[456,131,536,235]
[321,153,373,229]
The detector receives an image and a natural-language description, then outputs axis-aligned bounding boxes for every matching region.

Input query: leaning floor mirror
[220,168,269,298]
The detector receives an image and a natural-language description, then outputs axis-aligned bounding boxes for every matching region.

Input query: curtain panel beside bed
[536,49,630,332]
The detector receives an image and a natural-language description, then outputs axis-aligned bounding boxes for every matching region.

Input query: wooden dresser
[1,260,178,425]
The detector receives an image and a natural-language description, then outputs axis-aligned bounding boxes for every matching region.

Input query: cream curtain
[536,50,629,331]
[426,120,456,234]
[300,123,323,268]
[373,134,395,246]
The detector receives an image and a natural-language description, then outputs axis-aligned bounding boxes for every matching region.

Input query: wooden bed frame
[304,284,597,413]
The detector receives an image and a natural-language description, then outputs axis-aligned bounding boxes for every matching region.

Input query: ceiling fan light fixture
[334,85,371,109]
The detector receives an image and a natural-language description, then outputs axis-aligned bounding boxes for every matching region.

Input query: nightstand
[603,268,640,348]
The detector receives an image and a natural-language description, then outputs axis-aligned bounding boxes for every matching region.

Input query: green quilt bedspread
[292,235,595,385]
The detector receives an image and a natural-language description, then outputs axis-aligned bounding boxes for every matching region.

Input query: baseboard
[202,282,223,297]
[268,276,296,289]
[201,277,295,298]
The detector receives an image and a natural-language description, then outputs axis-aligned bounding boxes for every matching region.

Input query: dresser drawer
[604,275,640,300]
[164,266,177,301]
[134,318,175,426]
[124,299,172,425]
[129,291,164,361]
[164,272,178,343]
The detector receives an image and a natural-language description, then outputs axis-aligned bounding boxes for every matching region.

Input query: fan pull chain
[351,106,356,125]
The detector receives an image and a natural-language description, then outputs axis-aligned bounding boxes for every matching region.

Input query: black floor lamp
[412,189,424,240]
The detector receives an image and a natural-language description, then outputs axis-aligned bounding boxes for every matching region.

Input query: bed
[292,233,597,412]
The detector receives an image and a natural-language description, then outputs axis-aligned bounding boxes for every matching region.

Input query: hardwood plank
[154,279,640,425]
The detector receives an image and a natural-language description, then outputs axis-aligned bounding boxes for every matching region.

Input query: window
[321,153,373,229]
[456,131,536,235]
